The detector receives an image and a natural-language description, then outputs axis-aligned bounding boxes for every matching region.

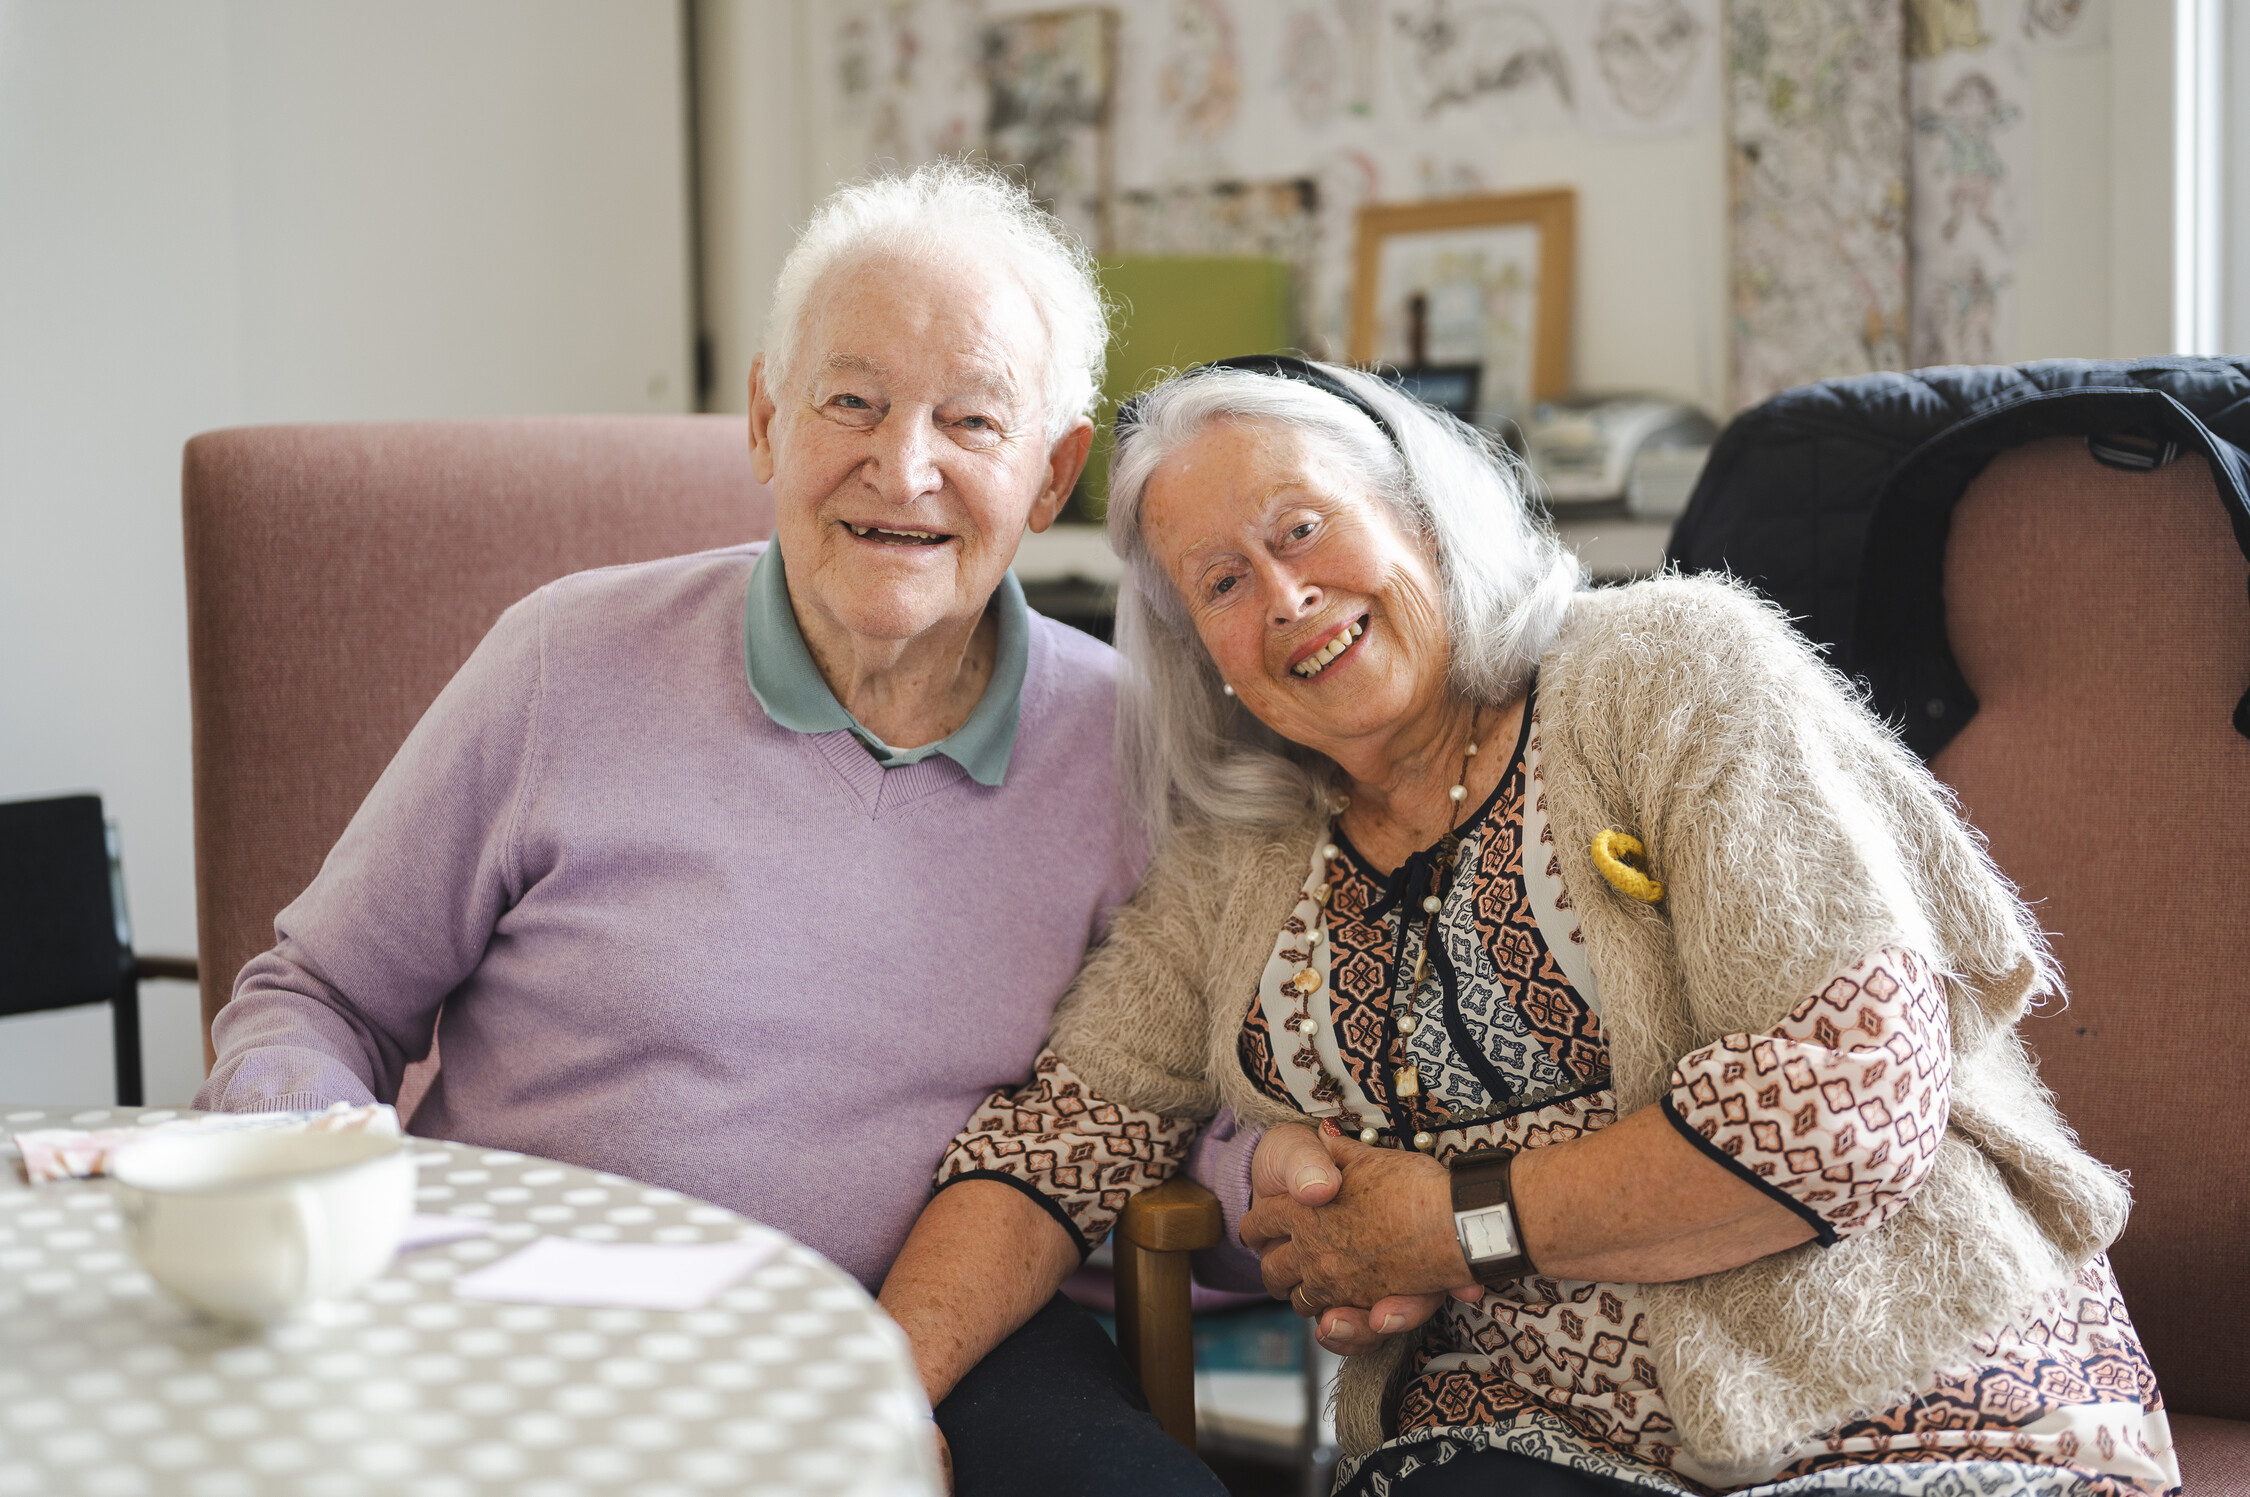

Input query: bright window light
[2177,0,2224,354]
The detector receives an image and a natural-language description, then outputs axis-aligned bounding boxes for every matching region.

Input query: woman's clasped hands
[1240,1120,1488,1357]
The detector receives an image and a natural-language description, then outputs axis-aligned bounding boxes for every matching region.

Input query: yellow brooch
[1591,829,1664,903]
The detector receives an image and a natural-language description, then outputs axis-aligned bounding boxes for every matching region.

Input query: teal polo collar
[743,541,1027,787]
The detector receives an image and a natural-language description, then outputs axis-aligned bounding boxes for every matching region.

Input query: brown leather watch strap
[1449,1148,1535,1286]
[1450,1149,1516,1211]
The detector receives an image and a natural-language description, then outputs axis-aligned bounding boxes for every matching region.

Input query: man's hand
[933,1421,953,1495]
[1244,1124,1480,1351]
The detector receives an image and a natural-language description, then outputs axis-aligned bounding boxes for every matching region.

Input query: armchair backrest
[183,417,772,1068]
[1929,435,2250,1420]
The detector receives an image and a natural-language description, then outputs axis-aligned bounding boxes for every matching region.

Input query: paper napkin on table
[452,1232,783,1311]
[398,1214,492,1253]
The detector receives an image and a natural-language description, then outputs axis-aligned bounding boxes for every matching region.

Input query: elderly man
[196,163,1223,1496]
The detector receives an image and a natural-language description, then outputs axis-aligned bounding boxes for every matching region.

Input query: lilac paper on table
[398,1214,491,1253]
[452,1232,784,1311]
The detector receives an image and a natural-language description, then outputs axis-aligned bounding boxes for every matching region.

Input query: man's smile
[843,521,954,546]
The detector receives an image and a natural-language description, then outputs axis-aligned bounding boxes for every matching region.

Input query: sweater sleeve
[195,591,547,1113]
[1185,1106,1271,1293]
[935,1049,1197,1257]
[1661,946,1951,1246]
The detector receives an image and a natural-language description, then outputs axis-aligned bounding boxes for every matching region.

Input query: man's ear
[1028,416,1096,534]
[747,354,779,485]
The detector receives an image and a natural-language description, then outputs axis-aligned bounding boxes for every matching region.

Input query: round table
[0,1105,940,1497]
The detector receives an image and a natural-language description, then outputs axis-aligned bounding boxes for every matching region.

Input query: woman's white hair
[763,159,1107,443]
[1105,361,1584,848]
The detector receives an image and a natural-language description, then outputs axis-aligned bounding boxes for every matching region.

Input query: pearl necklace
[1281,713,1485,1152]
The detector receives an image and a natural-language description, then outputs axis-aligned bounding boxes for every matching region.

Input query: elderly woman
[880,357,2180,1497]
[199,165,1222,1495]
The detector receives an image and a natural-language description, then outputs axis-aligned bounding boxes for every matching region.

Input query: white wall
[224,3,696,421]
[696,0,812,418]
[2014,37,2118,358]
[2105,2,2180,357]
[1979,5,2179,362]
[0,0,694,1106]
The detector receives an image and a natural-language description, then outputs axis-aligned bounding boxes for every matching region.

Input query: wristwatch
[1449,1149,1536,1286]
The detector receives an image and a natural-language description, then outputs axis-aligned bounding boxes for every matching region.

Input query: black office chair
[0,794,198,1105]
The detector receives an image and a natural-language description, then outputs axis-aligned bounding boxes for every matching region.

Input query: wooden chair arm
[1113,1178,1223,1450]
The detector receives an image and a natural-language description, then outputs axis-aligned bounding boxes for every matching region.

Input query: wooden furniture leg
[1114,1176,1223,1450]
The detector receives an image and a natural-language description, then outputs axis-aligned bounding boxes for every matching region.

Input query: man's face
[748,253,1085,649]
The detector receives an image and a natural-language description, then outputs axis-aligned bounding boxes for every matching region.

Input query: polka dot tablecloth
[0,1105,941,1497]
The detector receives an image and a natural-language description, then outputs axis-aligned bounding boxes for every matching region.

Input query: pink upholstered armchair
[1927,435,2250,1495]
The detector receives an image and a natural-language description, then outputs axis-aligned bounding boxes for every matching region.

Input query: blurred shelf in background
[1017,526,1123,643]
[1552,514,1675,582]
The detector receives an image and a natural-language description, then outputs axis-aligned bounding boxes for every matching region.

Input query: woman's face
[1139,418,1453,766]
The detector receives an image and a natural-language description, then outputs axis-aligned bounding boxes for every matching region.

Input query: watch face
[1458,1204,1520,1263]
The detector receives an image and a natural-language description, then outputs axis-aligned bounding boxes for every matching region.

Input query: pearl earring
[1222,683,1236,697]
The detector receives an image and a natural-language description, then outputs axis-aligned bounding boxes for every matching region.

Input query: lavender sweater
[197,545,1143,1288]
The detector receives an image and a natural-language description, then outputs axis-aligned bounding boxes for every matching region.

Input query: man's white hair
[1105,362,1585,849]
[763,160,1108,444]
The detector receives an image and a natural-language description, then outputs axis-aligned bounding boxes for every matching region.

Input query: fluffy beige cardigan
[1047,577,2128,1479]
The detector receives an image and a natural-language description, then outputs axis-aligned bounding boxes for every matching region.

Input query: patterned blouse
[937,697,2179,1497]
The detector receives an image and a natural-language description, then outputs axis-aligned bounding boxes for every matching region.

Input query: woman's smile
[1290,614,1369,679]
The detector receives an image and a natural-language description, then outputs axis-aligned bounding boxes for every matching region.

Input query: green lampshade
[1074,256,1297,521]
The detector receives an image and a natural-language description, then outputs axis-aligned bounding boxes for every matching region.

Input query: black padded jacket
[1665,358,2250,759]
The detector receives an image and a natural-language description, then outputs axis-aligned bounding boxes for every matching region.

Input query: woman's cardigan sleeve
[1044,830,1238,1120]
[1536,576,2053,1109]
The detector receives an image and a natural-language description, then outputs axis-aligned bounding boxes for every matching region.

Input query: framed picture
[1349,189,1575,426]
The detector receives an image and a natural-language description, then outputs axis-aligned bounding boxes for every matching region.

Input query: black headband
[1112,353,1401,452]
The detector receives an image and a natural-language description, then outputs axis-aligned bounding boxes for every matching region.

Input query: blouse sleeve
[1661,946,1952,1246]
[936,1048,1197,1258]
